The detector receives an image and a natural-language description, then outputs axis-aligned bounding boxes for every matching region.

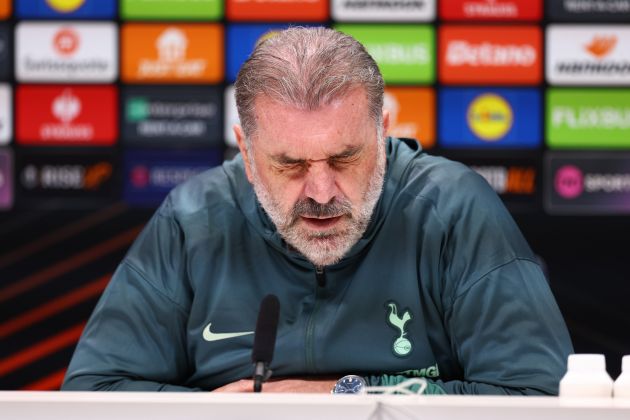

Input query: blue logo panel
[226,24,318,82]
[16,0,116,19]
[124,149,223,207]
[439,88,541,149]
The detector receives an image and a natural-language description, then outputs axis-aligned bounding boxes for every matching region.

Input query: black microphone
[252,294,280,392]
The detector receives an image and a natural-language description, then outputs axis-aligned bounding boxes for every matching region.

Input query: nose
[303,161,338,204]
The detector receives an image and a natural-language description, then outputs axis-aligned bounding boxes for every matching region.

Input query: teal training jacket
[62,137,573,394]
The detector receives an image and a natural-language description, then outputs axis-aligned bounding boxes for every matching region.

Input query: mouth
[299,215,344,230]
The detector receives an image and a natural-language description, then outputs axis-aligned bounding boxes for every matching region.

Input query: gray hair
[234,27,385,142]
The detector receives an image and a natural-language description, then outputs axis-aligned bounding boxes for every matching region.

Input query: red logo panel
[439,0,542,21]
[16,85,118,146]
[439,26,542,85]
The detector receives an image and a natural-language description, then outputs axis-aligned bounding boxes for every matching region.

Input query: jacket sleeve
[368,166,573,395]
[62,198,200,391]
[429,168,574,395]
[434,258,573,395]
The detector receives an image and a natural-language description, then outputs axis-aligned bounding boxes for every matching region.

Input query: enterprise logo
[440,26,541,85]
[546,89,630,148]
[548,0,630,22]
[124,149,222,206]
[16,22,117,82]
[336,24,434,83]
[17,85,118,146]
[227,0,328,21]
[466,94,513,142]
[16,0,116,18]
[472,165,536,195]
[440,88,541,148]
[122,24,223,83]
[440,0,541,20]
[123,86,222,146]
[546,153,630,214]
[0,150,12,209]
[332,0,435,21]
[0,84,10,144]
[547,26,630,85]
[21,162,112,190]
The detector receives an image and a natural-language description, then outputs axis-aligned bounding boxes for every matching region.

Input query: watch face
[333,375,366,394]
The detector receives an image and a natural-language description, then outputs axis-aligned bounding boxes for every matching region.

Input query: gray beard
[249,138,386,267]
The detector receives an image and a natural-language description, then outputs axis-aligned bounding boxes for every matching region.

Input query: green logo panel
[547,89,630,149]
[335,24,434,85]
[121,0,223,20]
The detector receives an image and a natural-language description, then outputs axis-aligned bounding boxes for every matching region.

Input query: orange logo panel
[0,0,10,19]
[384,87,435,149]
[122,24,223,83]
[439,26,542,85]
[226,0,328,21]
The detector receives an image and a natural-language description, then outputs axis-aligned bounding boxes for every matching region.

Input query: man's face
[235,88,389,267]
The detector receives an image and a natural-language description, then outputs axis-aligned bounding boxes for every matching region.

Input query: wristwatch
[331,374,367,394]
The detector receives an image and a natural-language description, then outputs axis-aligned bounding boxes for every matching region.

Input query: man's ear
[233,124,253,183]
[382,108,390,137]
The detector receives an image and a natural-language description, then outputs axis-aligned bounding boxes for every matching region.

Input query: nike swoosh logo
[202,323,254,342]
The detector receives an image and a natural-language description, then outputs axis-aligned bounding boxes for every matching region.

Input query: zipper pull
[315,266,326,288]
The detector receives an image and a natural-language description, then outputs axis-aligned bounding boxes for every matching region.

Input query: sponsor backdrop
[1,0,630,391]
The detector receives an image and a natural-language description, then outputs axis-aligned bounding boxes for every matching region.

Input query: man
[62,27,573,394]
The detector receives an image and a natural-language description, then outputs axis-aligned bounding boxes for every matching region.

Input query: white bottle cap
[622,355,630,373]
[567,354,606,372]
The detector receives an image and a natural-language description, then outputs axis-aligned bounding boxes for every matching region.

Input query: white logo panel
[16,22,118,82]
[547,25,630,86]
[332,0,435,21]
[0,84,11,145]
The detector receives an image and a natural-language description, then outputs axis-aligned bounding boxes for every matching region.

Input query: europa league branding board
[1,0,630,214]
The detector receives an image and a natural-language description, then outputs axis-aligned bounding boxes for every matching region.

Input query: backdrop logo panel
[122,86,222,147]
[0,0,10,19]
[16,0,116,18]
[0,84,11,144]
[439,25,542,85]
[226,0,328,21]
[0,23,11,79]
[226,24,295,82]
[546,25,630,85]
[332,0,435,22]
[545,153,630,214]
[121,0,223,20]
[16,85,118,146]
[16,150,117,207]
[439,88,541,148]
[224,85,238,147]
[124,149,223,206]
[547,0,630,22]
[0,148,12,209]
[16,22,117,82]
[546,89,630,149]
[439,0,542,21]
[384,87,435,149]
[442,152,539,211]
[335,24,434,84]
[122,24,223,83]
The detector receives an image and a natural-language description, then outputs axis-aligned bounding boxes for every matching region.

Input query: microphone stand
[253,361,272,392]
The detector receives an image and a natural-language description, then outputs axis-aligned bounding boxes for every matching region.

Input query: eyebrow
[270,145,364,166]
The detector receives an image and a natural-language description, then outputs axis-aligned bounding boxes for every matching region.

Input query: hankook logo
[547,25,630,85]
